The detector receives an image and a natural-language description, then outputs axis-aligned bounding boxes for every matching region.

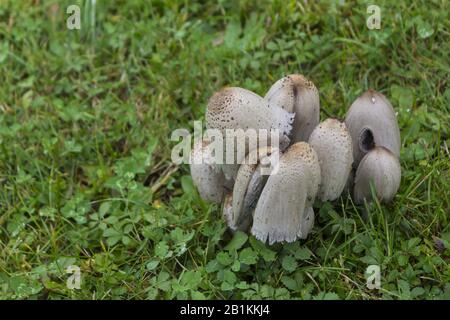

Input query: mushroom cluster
[190,75,401,245]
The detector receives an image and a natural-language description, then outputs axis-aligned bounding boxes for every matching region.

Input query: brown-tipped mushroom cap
[206,87,294,148]
[345,90,400,167]
[189,139,225,203]
[264,74,320,142]
[308,119,353,201]
[353,147,401,204]
[251,142,320,244]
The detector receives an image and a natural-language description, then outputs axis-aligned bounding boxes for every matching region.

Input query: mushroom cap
[251,142,321,244]
[308,118,353,201]
[264,74,320,142]
[189,138,225,203]
[206,87,294,148]
[353,146,401,204]
[345,90,400,167]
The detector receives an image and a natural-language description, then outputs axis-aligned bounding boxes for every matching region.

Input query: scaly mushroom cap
[232,146,278,227]
[264,74,320,142]
[345,90,400,167]
[189,138,225,203]
[223,193,252,232]
[251,142,321,244]
[308,119,353,201]
[206,87,294,148]
[353,147,401,204]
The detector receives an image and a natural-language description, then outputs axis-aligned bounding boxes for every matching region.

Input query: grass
[0,0,448,300]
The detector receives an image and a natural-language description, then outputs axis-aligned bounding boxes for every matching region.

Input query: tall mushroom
[308,118,353,201]
[251,142,321,244]
[353,147,401,204]
[345,89,400,167]
[265,74,320,142]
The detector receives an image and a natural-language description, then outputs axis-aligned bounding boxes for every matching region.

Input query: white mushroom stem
[251,142,320,244]
[265,74,320,142]
[189,138,225,203]
[308,119,353,201]
[345,89,400,167]
[353,147,401,204]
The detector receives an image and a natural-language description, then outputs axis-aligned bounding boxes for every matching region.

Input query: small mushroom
[308,119,353,201]
[265,74,320,142]
[345,90,400,167]
[251,142,321,244]
[189,138,226,203]
[353,147,401,204]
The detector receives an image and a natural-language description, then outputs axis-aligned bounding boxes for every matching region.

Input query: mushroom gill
[251,142,321,244]
[264,74,320,142]
[308,118,353,201]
